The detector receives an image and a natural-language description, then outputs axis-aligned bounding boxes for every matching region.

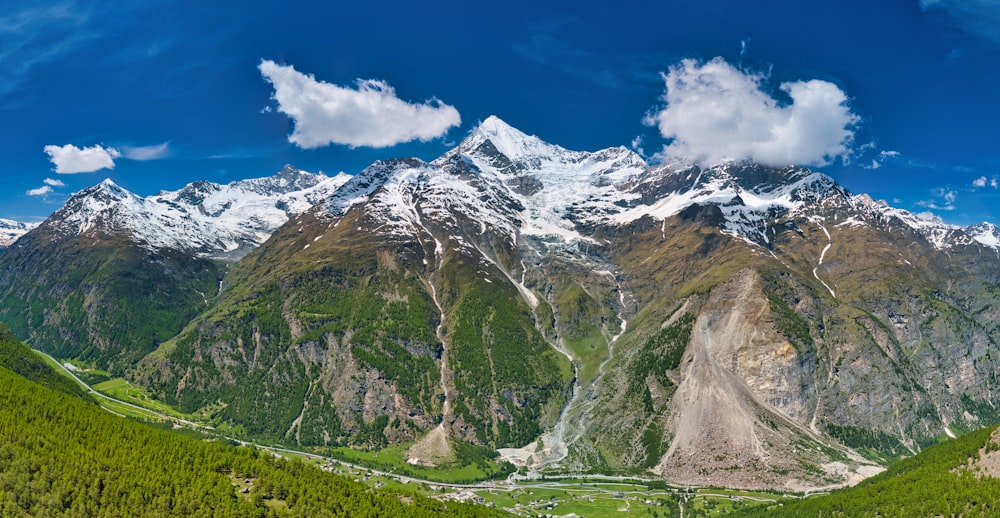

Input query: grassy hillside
[732,425,1000,517]
[0,360,508,516]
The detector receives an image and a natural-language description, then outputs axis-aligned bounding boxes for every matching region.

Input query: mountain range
[46,165,351,259]
[0,218,38,248]
[3,116,1000,490]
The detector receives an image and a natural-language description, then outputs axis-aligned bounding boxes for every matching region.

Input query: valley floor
[34,347,822,517]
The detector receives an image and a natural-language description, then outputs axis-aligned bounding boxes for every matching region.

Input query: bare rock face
[654,269,866,489]
[711,270,814,421]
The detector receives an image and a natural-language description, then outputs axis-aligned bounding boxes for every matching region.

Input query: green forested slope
[0,233,223,373]
[0,363,508,517]
[0,323,90,400]
[732,425,1000,517]
[139,201,570,452]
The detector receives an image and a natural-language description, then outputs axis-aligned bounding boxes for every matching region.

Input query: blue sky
[2,0,999,225]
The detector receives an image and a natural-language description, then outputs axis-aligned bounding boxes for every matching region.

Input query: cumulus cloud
[44,144,120,173]
[972,175,999,189]
[258,60,461,149]
[644,57,859,167]
[121,142,169,161]
[26,185,52,196]
[43,177,64,187]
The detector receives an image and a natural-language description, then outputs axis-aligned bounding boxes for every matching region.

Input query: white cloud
[44,143,120,173]
[916,188,957,210]
[972,175,999,189]
[644,57,859,167]
[865,150,901,170]
[258,60,461,149]
[27,177,65,197]
[630,135,645,157]
[915,211,945,223]
[121,142,169,161]
[26,185,52,196]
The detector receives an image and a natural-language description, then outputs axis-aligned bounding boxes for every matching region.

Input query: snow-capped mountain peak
[314,120,998,255]
[324,158,425,217]
[462,115,565,163]
[965,222,1000,249]
[93,178,134,200]
[232,164,335,194]
[45,167,351,259]
[606,162,849,245]
[25,121,999,263]
[54,179,147,237]
[449,116,645,176]
[847,194,999,251]
[425,116,648,244]
[0,218,39,248]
